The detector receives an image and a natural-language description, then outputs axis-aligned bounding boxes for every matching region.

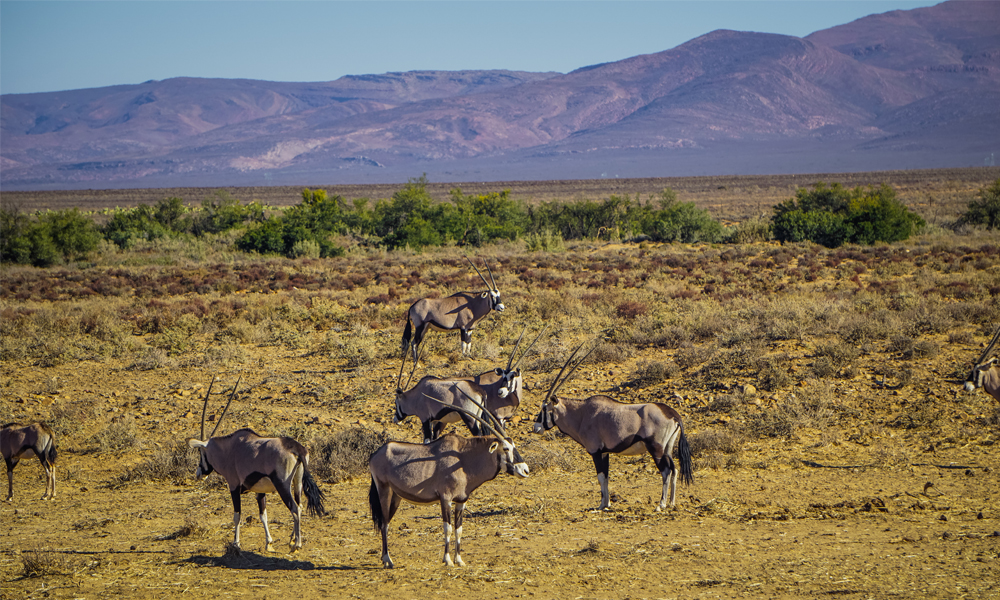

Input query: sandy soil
[2,325,999,600]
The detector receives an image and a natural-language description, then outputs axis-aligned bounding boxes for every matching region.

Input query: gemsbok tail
[47,444,57,465]
[303,469,326,517]
[368,478,385,533]
[678,428,694,485]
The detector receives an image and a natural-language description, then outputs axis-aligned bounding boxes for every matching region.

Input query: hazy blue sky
[2,1,943,95]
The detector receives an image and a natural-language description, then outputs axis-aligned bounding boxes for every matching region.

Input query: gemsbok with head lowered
[187,377,326,552]
[401,258,504,362]
[964,325,1000,403]
[533,343,693,511]
[394,326,545,442]
[369,397,529,568]
[2,422,57,502]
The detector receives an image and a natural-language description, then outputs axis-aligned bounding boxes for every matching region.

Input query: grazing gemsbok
[394,326,545,442]
[533,344,693,511]
[964,325,1000,403]
[187,377,326,552]
[370,396,529,568]
[2,422,57,502]
[401,257,504,362]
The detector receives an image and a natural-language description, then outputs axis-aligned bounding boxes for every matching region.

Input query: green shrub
[772,182,924,247]
[1,206,99,265]
[956,178,1000,229]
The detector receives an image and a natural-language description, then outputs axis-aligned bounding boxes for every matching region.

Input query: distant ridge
[2,0,997,190]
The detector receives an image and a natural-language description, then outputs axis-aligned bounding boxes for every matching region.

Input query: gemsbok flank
[394,326,546,442]
[187,377,326,552]
[369,396,529,568]
[533,343,693,511]
[964,325,1000,403]
[2,422,57,502]
[401,257,504,362]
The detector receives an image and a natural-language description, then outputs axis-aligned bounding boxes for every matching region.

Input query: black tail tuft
[678,429,694,485]
[302,469,326,517]
[47,444,58,466]
[368,477,385,533]
[401,319,412,357]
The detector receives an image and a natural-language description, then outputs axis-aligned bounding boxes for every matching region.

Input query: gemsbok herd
[5,258,999,569]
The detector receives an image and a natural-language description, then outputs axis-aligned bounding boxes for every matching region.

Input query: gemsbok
[532,343,693,511]
[187,377,326,552]
[394,326,545,442]
[964,325,1000,403]
[2,422,57,502]
[401,257,504,362]
[369,398,529,568]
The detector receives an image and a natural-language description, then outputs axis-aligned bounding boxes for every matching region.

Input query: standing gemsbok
[2,422,57,502]
[187,377,326,552]
[401,258,504,362]
[370,396,529,568]
[533,343,693,511]
[964,325,1000,403]
[394,326,546,442]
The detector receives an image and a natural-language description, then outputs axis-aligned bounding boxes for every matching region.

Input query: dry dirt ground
[2,315,999,600]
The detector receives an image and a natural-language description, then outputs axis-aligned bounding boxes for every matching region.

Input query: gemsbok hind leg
[257,494,276,552]
[646,435,678,512]
[453,502,467,567]
[275,486,303,552]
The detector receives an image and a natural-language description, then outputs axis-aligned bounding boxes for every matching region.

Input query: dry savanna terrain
[2,169,1000,600]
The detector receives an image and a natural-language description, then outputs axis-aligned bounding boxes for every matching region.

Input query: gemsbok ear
[488,441,499,454]
[494,367,504,375]
[481,292,489,299]
[188,438,208,449]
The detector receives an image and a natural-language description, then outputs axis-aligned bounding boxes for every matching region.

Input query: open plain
[2,170,1000,599]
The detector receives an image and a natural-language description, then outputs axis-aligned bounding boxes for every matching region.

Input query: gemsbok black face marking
[370,398,528,568]
[394,326,546,442]
[401,257,505,363]
[187,376,326,553]
[964,325,1000,404]
[1,422,57,502]
[532,342,693,512]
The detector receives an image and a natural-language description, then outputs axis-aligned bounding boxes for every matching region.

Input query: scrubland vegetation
[2,170,1000,598]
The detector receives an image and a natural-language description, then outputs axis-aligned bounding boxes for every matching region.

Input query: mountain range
[2,0,998,191]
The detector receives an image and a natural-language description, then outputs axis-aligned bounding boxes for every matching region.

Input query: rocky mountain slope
[2,0,997,189]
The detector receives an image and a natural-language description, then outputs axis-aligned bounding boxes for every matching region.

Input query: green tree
[957,178,1000,229]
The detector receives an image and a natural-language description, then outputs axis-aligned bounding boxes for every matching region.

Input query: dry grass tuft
[21,550,79,578]
[312,426,392,483]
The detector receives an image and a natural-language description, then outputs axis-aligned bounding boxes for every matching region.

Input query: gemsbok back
[394,326,545,442]
[532,343,693,511]
[187,377,326,552]
[369,397,529,568]
[964,325,1000,403]
[2,422,57,502]
[401,257,504,362]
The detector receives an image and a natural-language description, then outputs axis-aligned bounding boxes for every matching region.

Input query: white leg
[232,511,242,547]
[260,508,274,552]
[454,502,466,567]
[597,472,610,510]
[443,522,454,566]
